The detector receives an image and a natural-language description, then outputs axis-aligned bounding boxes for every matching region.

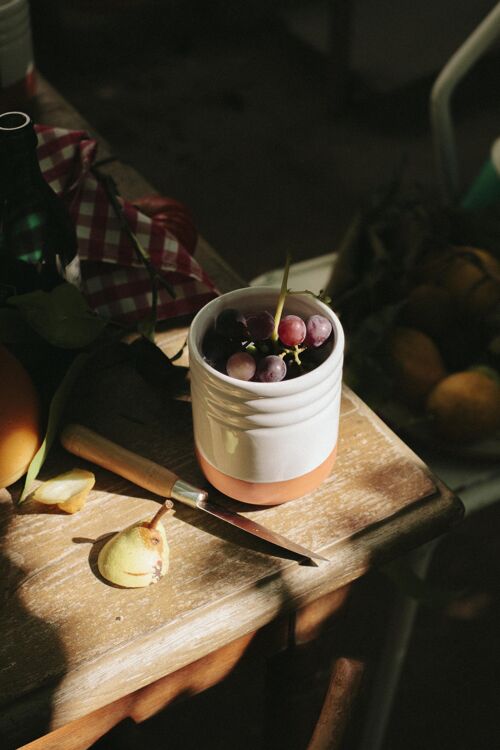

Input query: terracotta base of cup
[195,444,338,505]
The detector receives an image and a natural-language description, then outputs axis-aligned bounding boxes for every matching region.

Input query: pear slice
[97,502,173,588]
[32,469,95,513]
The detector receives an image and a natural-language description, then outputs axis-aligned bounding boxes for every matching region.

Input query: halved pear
[97,502,172,588]
[32,469,95,513]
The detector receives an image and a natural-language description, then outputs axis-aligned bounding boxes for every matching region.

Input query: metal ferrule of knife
[170,479,208,508]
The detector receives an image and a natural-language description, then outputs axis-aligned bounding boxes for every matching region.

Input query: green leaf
[7,283,108,349]
[19,351,92,502]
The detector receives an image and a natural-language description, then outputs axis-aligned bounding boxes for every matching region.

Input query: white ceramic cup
[188,287,344,505]
[0,0,34,96]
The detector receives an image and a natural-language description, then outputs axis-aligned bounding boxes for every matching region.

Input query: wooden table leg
[306,656,364,750]
[18,618,289,750]
[263,585,354,750]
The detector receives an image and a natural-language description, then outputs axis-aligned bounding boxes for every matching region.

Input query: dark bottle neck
[0,150,44,199]
[0,111,42,197]
[0,112,79,287]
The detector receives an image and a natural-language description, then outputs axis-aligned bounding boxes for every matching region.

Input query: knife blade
[61,424,328,562]
[199,498,328,561]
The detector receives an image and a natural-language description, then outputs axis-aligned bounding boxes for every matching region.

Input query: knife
[60,424,328,562]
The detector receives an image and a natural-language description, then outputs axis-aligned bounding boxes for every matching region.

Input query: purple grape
[256,355,287,383]
[202,328,236,370]
[226,352,256,381]
[304,315,332,348]
[278,315,306,346]
[215,308,248,340]
[246,310,275,341]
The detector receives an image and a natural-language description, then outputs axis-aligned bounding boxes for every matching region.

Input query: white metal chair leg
[357,540,439,750]
[431,2,500,204]
[357,478,500,750]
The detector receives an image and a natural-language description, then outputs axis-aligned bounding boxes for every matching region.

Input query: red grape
[256,355,287,383]
[305,315,332,347]
[203,304,333,383]
[278,315,306,346]
[226,352,256,381]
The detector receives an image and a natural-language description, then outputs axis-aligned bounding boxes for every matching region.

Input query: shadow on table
[85,560,389,750]
[86,481,500,750]
[41,350,397,749]
[0,494,68,749]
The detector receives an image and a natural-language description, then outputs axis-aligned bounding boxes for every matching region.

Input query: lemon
[426,370,500,443]
[389,327,447,405]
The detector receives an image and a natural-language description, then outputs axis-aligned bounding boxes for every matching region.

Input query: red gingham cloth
[35,125,218,323]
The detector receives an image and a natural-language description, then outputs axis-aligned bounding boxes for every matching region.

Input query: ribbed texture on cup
[190,355,342,429]
[188,287,344,484]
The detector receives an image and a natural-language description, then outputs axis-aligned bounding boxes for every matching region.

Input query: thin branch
[92,168,176,303]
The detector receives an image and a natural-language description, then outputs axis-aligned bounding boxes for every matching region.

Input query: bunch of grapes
[202,307,333,382]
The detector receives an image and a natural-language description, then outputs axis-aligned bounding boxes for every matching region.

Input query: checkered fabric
[35,124,218,323]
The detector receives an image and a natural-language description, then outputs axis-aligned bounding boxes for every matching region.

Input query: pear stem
[149,500,174,529]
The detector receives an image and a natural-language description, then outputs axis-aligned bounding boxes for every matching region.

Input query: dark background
[26,3,500,749]
[30,0,500,282]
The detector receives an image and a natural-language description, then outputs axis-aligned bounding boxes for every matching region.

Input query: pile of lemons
[388,246,500,444]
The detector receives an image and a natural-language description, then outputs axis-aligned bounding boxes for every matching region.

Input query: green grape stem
[279,345,306,364]
[272,254,292,341]
[293,345,305,365]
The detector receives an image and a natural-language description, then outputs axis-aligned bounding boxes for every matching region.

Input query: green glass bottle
[0,110,80,303]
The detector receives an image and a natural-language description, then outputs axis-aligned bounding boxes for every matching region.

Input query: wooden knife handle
[60,423,179,498]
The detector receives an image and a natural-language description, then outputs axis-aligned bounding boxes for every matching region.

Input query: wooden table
[0,79,464,750]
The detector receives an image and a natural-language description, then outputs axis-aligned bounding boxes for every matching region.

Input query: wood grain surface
[0,79,463,748]
[0,342,462,745]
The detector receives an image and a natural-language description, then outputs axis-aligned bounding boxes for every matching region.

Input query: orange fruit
[420,246,500,316]
[0,344,42,488]
[426,370,500,443]
[389,327,447,405]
